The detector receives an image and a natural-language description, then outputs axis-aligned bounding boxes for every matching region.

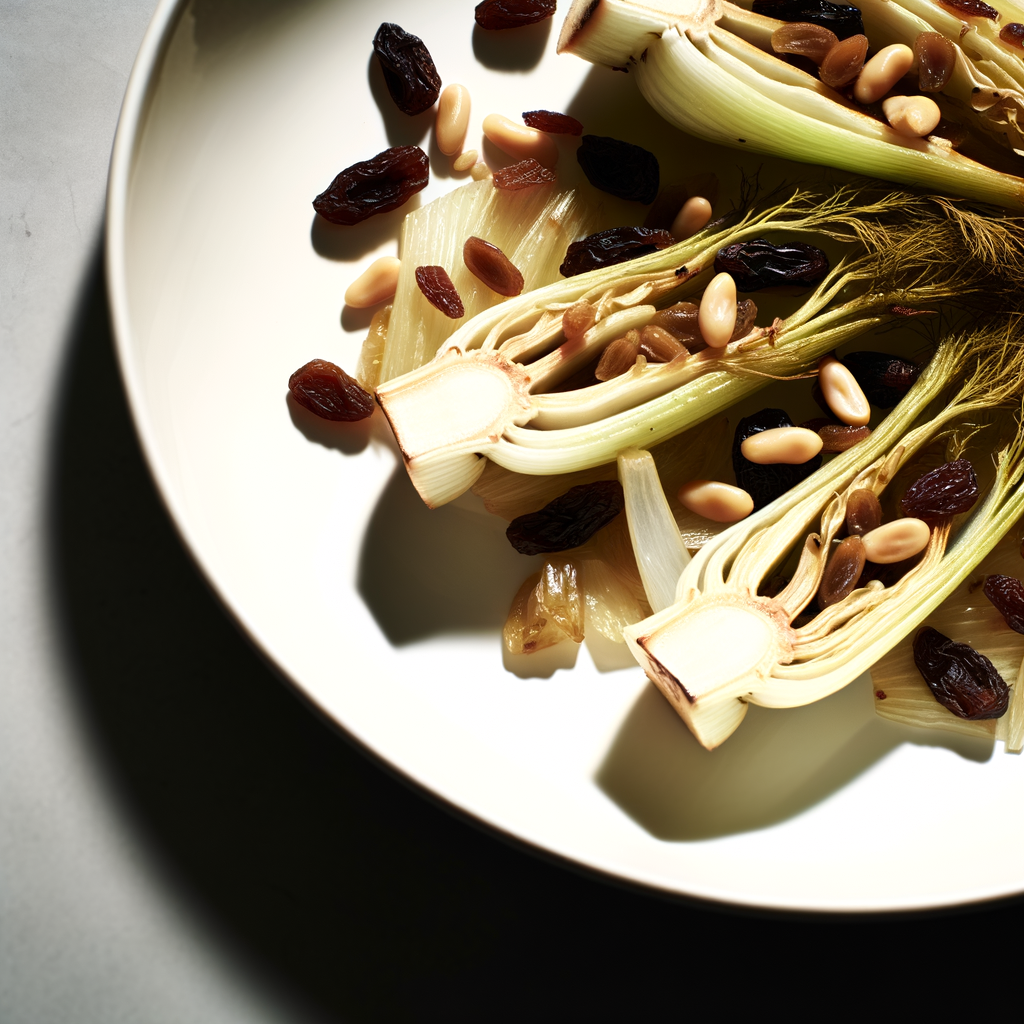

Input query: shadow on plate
[597,677,995,840]
[472,20,550,71]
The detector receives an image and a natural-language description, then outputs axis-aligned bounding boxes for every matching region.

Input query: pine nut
[854,44,915,104]
[344,256,401,308]
[818,535,866,607]
[861,518,930,563]
[882,94,941,137]
[677,480,754,522]
[845,488,882,536]
[771,22,838,65]
[436,84,471,157]
[453,149,478,172]
[482,113,558,167]
[820,34,869,89]
[470,161,492,180]
[698,272,737,348]
[818,355,871,426]
[915,31,956,92]
[671,196,713,240]
[740,426,823,465]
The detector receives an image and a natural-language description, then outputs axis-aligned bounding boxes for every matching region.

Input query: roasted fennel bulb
[377,186,1019,507]
[623,327,1024,750]
[557,0,1024,209]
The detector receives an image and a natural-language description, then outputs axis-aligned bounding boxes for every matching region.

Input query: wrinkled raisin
[938,0,997,17]
[506,481,625,554]
[576,135,660,204]
[900,459,978,520]
[475,0,557,30]
[1001,22,1024,47]
[373,23,441,116]
[752,0,864,39]
[984,574,1024,633]
[559,226,674,277]
[841,351,919,408]
[313,146,429,225]
[714,238,829,291]
[492,158,557,190]
[818,423,871,452]
[733,409,822,511]
[522,109,584,135]
[913,627,1009,720]
[415,266,464,318]
[463,237,524,296]
[288,359,375,421]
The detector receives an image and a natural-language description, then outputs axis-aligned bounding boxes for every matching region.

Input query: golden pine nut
[470,161,492,180]
[677,480,754,522]
[861,518,930,563]
[344,256,401,308]
[671,196,713,240]
[453,149,478,172]
[853,44,915,104]
[740,426,823,465]
[818,355,871,426]
[882,94,941,137]
[698,272,737,348]
[436,84,471,157]
[482,113,559,167]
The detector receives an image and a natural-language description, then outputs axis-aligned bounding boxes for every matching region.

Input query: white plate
[107,0,1024,913]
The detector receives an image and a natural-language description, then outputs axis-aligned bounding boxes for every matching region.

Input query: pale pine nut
[436,84,471,156]
[853,44,915,104]
[671,196,713,240]
[344,256,401,308]
[818,355,871,426]
[861,518,930,563]
[677,480,754,522]
[740,426,823,465]
[482,113,559,167]
[882,94,941,137]
[470,161,492,180]
[453,149,478,172]
[698,272,737,348]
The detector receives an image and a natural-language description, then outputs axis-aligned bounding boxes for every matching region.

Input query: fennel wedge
[623,325,1024,750]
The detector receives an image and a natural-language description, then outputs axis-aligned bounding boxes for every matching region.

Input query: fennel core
[623,328,1024,751]
[376,186,1017,508]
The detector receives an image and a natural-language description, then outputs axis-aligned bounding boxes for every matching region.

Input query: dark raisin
[841,351,919,408]
[372,23,441,116]
[491,158,557,190]
[415,266,465,318]
[845,488,882,535]
[913,627,1009,720]
[713,238,829,291]
[1001,22,1024,47]
[559,226,674,277]
[523,109,584,135]
[463,237,524,296]
[900,459,978,520]
[732,409,822,512]
[576,135,660,204]
[938,0,998,18]
[288,359,375,421]
[818,535,866,607]
[818,423,871,452]
[313,146,429,226]
[506,481,625,554]
[984,574,1024,633]
[752,0,864,38]
[475,0,557,30]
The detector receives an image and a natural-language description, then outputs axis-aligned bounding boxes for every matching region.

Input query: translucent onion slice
[503,560,585,654]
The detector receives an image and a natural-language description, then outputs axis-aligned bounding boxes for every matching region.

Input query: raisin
[845,488,882,535]
[841,351,919,408]
[576,135,660,204]
[463,237,524,296]
[475,0,557,30]
[900,459,978,520]
[506,481,625,554]
[595,331,641,381]
[732,409,822,511]
[372,23,441,116]
[559,226,674,277]
[913,627,1009,720]
[414,266,465,318]
[818,423,871,452]
[288,359,375,421]
[818,535,866,607]
[818,33,869,88]
[523,109,584,135]
[915,31,957,91]
[938,0,998,18]
[713,238,829,291]
[313,146,429,226]
[1001,22,1024,47]
[491,158,557,190]
[984,574,1024,633]
[752,0,864,39]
